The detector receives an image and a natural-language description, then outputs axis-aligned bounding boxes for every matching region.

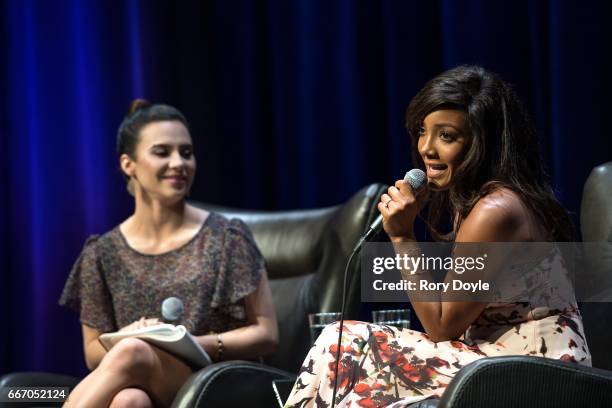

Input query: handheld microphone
[161,297,184,322]
[357,169,427,245]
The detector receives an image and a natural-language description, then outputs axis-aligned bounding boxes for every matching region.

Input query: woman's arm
[82,318,161,370]
[195,271,278,361]
[81,325,107,370]
[383,184,528,342]
[81,273,277,368]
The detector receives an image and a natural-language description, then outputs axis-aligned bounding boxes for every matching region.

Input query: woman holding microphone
[60,100,278,407]
[285,66,590,407]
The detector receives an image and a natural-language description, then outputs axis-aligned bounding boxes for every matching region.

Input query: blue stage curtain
[1,0,610,376]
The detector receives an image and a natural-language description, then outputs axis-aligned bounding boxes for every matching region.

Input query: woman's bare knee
[100,338,156,379]
[94,339,191,406]
[109,387,152,408]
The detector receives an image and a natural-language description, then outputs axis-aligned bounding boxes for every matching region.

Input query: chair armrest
[171,360,296,408]
[0,372,81,408]
[0,371,80,389]
[438,356,612,408]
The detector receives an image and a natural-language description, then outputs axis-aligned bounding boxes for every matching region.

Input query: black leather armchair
[434,356,612,407]
[579,161,612,371]
[190,183,385,374]
[0,183,386,408]
[171,183,385,407]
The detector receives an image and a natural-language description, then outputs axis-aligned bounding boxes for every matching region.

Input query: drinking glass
[371,309,410,329]
[308,312,342,344]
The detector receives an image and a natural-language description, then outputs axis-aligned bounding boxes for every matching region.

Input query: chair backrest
[580,162,612,370]
[192,183,385,372]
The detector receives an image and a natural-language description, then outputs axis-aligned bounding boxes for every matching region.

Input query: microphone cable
[330,235,366,407]
[330,170,425,406]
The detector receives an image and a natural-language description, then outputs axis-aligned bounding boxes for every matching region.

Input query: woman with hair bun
[60,100,278,407]
[285,66,590,407]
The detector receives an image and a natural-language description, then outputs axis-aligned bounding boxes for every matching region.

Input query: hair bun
[127,98,151,115]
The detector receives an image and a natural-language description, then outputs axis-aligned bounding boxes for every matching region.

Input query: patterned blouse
[59,213,265,335]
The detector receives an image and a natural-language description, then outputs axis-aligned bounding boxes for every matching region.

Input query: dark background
[1,0,610,377]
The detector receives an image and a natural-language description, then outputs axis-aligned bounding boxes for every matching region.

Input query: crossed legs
[109,388,152,408]
[64,338,193,407]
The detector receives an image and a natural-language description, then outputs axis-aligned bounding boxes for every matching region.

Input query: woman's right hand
[378,179,427,242]
[119,317,161,332]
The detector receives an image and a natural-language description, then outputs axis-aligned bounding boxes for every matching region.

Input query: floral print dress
[285,249,591,408]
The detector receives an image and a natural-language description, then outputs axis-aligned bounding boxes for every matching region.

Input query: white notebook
[99,324,212,368]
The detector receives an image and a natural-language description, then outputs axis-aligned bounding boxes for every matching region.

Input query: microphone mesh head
[404,169,427,193]
[161,297,184,322]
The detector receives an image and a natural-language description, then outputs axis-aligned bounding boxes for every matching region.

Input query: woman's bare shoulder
[457,187,532,242]
[474,187,527,218]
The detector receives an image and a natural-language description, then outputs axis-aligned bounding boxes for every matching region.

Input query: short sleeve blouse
[59,213,265,335]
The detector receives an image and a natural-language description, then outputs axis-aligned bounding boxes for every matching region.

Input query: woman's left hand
[378,179,427,242]
[119,317,161,332]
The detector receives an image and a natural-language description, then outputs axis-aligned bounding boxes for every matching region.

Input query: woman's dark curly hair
[406,65,574,241]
